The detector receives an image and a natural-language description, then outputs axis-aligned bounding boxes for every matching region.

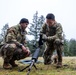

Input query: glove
[42,35,54,41]
[47,36,53,41]
[42,34,48,41]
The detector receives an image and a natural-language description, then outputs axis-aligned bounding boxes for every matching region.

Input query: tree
[28,11,45,56]
[0,23,9,42]
[69,39,76,56]
[63,39,69,56]
[28,11,45,41]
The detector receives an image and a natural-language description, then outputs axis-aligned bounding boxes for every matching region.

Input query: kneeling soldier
[40,13,64,68]
[0,18,30,69]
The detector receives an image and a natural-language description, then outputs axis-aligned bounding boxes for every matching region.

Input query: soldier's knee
[54,39,61,45]
[5,44,16,51]
[54,39,64,46]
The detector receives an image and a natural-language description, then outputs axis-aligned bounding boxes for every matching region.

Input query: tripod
[18,59,37,72]
[18,47,40,75]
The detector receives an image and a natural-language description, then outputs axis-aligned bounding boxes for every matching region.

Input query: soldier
[0,18,30,69]
[40,13,64,68]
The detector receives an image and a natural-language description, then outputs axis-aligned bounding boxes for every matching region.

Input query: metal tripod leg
[18,64,30,72]
[18,63,37,72]
[33,64,37,70]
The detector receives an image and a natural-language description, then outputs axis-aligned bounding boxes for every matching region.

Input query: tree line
[0,11,76,56]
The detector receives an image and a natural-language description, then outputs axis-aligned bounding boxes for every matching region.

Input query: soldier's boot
[3,61,12,69]
[44,61,52,65]
[47,60,52,65]
[9,59,18,67]
[56,62,62,68]
[44,57,52,65]
[44,57,49,65]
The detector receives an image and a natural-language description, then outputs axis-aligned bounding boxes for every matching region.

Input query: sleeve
[5,27,22,47]
[40,23,46,34]
[21,34,27,47]
[48,23,63,40]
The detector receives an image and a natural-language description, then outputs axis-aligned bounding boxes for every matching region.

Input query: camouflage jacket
[40,22,63,40]
[3,24,27,47]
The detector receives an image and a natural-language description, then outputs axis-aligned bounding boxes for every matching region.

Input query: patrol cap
[46,13,55,20]
[19,18,29,24]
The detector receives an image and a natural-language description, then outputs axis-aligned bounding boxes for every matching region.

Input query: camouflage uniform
[40,22,64,66]
[0,24,30,67]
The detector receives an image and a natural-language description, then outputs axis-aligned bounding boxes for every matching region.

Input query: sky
[0,0,76,40]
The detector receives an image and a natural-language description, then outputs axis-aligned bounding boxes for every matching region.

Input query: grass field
[0,57,76,75]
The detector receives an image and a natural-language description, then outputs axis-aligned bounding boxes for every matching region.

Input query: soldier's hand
[42,35,54,41]
[22,45,27,52]
[42,34,48,41]
[22,46,30,56]
[25,47,31,57]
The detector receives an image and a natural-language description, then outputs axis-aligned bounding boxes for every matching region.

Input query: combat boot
[9,60,18,67]
[56,62,62,68]
[3,61,12,69]
[44,61,52,65]
[44,59,52,65]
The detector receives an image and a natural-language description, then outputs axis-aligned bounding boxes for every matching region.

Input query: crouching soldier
[0,18,30,69]
[40,13,64,68]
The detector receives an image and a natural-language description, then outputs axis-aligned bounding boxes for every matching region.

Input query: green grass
[0,57,76,75]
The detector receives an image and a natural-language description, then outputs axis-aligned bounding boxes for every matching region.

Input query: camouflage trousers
[0,43,28,63]
[43,39,64,64]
